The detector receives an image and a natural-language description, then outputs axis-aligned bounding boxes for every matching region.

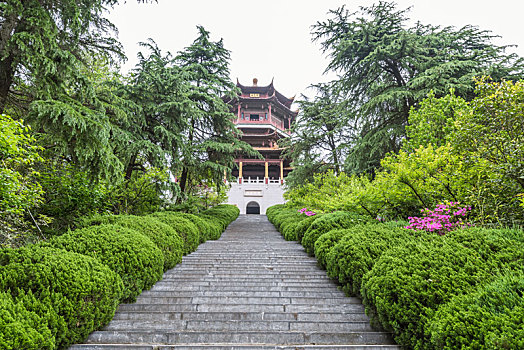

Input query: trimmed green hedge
[108,215,184,271]
[43,224,163,302]
[360,238,494,349]
[314,228,349,269]
[0,204,238,349]
[266,204,524,349]
[0,291,56,350]
[200,204,239,230]
[170,212,221,242]
[302,211,370,255]
[428,271,524,349]
[0,246,123,349]
[149,212,200,255]
[295,215,320,241]
[326,224,417,296]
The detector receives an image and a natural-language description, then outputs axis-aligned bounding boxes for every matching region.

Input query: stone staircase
[70,215,399,350]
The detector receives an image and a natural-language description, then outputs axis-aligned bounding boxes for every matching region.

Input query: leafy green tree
[0,114,45,246]
[121,40,189,189]
[174,26,256,196]
[283,84,355,187]
[312,1,524,173]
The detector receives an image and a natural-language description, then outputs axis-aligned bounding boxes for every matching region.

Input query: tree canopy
[310,1,524,173]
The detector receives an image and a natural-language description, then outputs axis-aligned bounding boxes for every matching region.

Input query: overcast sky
[107,0,524,100]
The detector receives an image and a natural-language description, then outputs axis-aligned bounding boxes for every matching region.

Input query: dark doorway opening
[246,201,260,214]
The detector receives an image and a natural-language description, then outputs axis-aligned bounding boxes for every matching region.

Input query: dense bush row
[266,204,524,349]
[0,204,239,350]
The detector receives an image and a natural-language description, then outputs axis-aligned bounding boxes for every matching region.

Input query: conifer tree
[174,26,255,195]
[312,1,524,173]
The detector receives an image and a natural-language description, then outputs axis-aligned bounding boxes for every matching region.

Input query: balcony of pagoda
[232,158,286,185]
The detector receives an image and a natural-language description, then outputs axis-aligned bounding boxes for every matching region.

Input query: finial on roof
[253,78,258,86]
[270,77,274,85]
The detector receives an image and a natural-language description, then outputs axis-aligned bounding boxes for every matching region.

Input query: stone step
[132,296,358,305]
[145,285,342,292]
[150,281,340,288]
[85,331,396,345]
[71,344,400,349]
[112,311,370,322]
[103,320,374,332]
[117,303,367,313]
[138,290,346,298]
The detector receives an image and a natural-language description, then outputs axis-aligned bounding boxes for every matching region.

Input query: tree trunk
[0,55,15,113]
[0,10,21,113]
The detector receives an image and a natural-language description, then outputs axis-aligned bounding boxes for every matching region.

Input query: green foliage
[446,227,524,271]
[0,291,56,350]
[0,115,43,214]
[0,115,44,246]
[43,225,163,302]
[295,215,321,242]
[428,271,524,349]
[281,217,307,241]
[452,78,524,226]
[199,204,240,231]
[313,228,348,268]
[149,212,201,255]
[326,224,416,296]
[284,84,353,184]
[269,209,303,232]
[302,211,370,255]
[312,1,524,173]
[169,212,220,242]
[360,238,493,349]
[404,91,467,151]
[0,246,123,348]
[36,163,109,235]
[105,215,184,270]
[174,26,257,196]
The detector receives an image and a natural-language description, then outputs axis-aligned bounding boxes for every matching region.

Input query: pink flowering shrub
[298,207,316,216]
[405,202,472,235]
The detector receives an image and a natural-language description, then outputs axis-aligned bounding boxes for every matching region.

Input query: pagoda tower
[225,78,297,214]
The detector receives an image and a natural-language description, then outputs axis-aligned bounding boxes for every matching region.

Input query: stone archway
[246,201,260,215]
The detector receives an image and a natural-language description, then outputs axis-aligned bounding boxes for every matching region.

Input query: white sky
[107,0,524,100]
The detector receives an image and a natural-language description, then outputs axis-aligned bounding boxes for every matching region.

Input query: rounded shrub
[0,246,123,348]
[271,210,302,231]
[200,204,239,230]
[314,228,350,269]
[281,217,307,241]
[266,204,286,221]
[295,215,321,242]
[302,211,370,255]
[43,224,163,302]
[109,215,184,270]
[428,271,524,349]
[150,212,200,255]
[361,238,494,349]
[326,224,417,296]
[446,227,524,271]
[170,212,219,242]
[0,291,56,350]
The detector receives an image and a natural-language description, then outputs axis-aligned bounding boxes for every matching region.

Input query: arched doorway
[246,201,260,215]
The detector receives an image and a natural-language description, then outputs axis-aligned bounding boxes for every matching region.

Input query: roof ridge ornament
[253,78,258,86]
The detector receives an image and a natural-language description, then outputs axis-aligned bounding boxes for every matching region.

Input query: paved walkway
[71,215,398,349]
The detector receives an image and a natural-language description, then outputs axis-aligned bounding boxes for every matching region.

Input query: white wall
[226,181,286,214]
